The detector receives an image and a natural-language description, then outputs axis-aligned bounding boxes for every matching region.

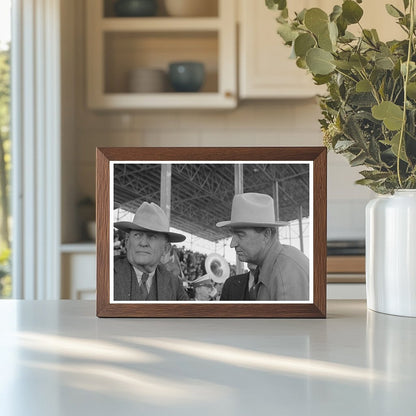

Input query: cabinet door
[62,253,96,300]
[239,0,404,99]
[239,0,326,99]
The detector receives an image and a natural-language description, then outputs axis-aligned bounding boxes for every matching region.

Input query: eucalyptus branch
[393,85,404,103]
[390,79,398,102]
[397,0,415,188]
[334,68,359,84]
[358,69,381,104]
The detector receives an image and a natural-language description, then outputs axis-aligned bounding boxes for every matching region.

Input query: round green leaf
[294,33,316,58]
[385,4,403,18]
[313,74,332,85]
[389,132,408,162]
[277,23,298,43]
[266,0,287,11]
[330,5,342,22]
[296,8,307,23]
[375,56,395,70]
[356,80,372,92]
[342,0,363,24]
[328,21,338,43]
[350,54,368,70]
[371,101,404,131]
[407,82,416,99]
[318,28,334,52]
[305,48,336,75]
[333,60,352,70]
[304,8,329,35]
[296,57,308,69]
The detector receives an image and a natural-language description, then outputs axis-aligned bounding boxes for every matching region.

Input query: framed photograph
[96,147,327,318]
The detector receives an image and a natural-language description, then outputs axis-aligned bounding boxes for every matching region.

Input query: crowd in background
[114,229,236,285]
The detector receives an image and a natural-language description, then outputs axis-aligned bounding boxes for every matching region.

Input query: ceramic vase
[114,0,157,17]
[366,189,416,317]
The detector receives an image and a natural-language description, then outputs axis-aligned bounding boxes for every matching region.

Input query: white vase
[366,189,416,317]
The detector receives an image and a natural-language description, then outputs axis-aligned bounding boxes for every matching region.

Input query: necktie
[249,267,260,301]
[139,272,149,299]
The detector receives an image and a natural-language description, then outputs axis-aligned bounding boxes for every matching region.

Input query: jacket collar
[258,239,282,287]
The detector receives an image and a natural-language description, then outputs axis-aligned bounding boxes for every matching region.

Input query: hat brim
[114,221,186,243]
[216,220,288,228]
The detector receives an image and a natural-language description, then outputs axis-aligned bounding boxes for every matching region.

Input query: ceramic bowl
[164,0,217,17]
[114,0,158,17]
[168,61,205,92]
[128,68,167,93]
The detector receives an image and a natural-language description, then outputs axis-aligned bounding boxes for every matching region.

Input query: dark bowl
[114,0,158,17]
[168,62,205,92]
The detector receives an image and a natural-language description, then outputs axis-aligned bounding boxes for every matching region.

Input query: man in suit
[220,263,256,301]
[113,201,189,301]
[217,193,309,301]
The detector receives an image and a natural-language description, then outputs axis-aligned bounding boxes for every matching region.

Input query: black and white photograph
[109,161,313,304]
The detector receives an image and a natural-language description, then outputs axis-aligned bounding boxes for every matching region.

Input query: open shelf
[101,17,221,31]
[103,0,219,18]
[86,0,236,109]
[104,31,218,94]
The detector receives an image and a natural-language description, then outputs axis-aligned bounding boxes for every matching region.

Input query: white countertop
[0,300,415,415]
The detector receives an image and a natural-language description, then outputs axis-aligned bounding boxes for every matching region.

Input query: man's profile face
[126,229,169,271]
[230,227,267,264]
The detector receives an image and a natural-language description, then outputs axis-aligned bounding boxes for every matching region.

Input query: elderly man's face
[126,230,169,272]
[195,283,214,301]
[230,227,268,264]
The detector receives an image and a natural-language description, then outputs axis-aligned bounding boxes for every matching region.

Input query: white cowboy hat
[114,202,186,243]
[216,193,288,228]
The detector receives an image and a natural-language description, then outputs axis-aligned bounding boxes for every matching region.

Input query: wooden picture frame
[96,147,327,318]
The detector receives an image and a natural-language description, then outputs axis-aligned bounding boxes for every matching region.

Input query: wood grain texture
[96,147,327,318]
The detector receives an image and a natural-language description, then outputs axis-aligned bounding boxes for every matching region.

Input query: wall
[61,0,374,243]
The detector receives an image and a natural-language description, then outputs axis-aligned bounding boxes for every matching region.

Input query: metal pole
[160,164,172,221]
[234,164,244,274]
[273,181,280,240]
[298,205,304,253]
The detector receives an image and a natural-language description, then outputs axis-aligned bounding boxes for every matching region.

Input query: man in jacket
[113,201,189,301]
[220,262,257,301]
[217,193,309,301]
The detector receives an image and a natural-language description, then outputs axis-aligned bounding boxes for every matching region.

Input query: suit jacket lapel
[232,273,249,300]
[114,258,135,300]
[155,266,171,300]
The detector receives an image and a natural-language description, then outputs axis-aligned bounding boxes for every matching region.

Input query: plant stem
[397,0,415,188]
[358,69,381,104]
[334,68,358,84]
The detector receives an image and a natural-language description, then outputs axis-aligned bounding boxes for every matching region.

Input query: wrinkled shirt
[257,239,309,301]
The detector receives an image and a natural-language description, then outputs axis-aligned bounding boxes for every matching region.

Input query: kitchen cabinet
[238,0,404,99]
[238,0,326,99]
[86,0,237,109]
[327,256,366,300]
[61,244,96,300]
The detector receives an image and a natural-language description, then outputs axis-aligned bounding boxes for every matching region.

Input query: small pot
[164,0,218,17]
[168,61,205,92]
[114,0,158,17]
[128,68,167,93]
